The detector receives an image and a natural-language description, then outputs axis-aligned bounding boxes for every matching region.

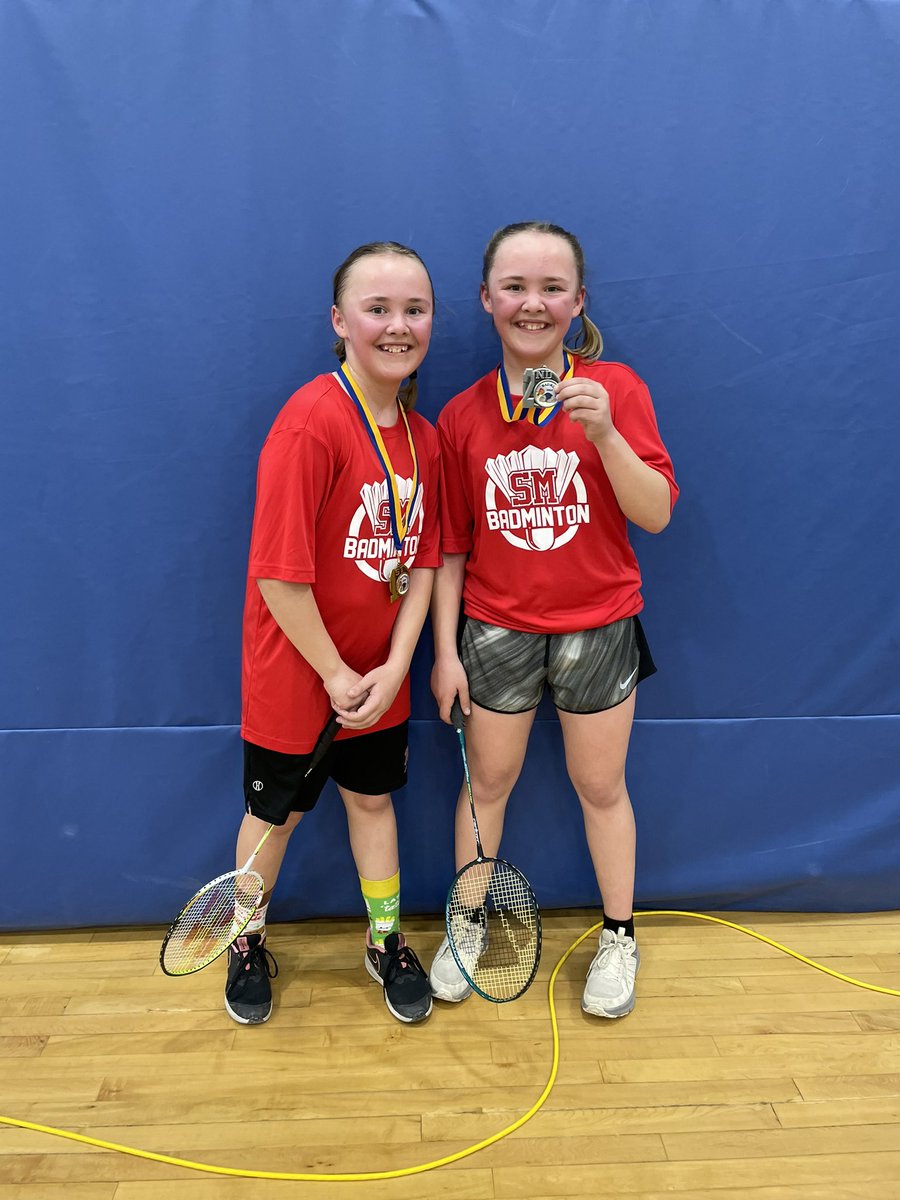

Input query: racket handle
[450,696,466,734]
[304,712,341,778]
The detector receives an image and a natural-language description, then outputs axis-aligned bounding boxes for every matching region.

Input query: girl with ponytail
[429,222,679,1021]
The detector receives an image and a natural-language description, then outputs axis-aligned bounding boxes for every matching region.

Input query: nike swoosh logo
[618,667,639,690]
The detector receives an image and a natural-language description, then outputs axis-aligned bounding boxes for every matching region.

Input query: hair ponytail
[567,309,603,361]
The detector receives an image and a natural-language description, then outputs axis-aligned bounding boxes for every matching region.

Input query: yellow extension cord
[2,910,898,1182]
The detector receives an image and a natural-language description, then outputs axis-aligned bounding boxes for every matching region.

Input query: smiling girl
[430,222,678,1018]
[229,243,440,1027]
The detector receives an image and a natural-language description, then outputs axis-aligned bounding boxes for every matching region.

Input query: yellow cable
[641,910,900,997]
[1,911,897,1180]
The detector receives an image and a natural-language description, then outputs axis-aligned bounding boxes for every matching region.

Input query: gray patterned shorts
[460,615,655,715]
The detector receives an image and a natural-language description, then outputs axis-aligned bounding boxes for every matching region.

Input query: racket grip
[304,712,341,778]
[450,696,466,733]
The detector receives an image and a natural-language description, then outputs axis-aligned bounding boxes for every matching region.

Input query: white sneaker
[429,934,473,1003]
[582,927,640,1018]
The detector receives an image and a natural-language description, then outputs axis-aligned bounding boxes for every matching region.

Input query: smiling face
[481,230,585,372]
[331,253,433,396]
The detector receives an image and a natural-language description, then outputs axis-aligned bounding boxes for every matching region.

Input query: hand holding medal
[555,375,614,443]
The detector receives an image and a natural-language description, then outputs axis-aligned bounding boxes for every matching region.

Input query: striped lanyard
[336,363,419,554]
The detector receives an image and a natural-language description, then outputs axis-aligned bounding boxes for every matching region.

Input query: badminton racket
[159,712,340,976]
[445,698,541,1002]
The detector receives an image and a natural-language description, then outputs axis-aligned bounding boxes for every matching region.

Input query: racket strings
[160,870,263,976]
[447,859,540,1001]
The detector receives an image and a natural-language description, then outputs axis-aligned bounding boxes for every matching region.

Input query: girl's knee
[271,811,303,838]
[468,772,517,808]
[576,779,629,813]
[342,790,392,817]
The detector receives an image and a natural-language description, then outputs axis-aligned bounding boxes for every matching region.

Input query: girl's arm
[256,579,363,709]
[590,428,672,533]
[430,552,470,722]
[556,378,673,533]
[338,567,436,730]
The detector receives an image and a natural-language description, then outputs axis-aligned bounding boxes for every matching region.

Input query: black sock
[603,913,635,941]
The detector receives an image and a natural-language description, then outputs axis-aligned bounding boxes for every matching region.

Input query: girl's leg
[556,690,637,920]
[557,692,641,1019]
[338,786,398,882]
[431,703,536,1002]
[452,703,537,867]
[338,786,431,1024]
[235,810,304,905]
[225,811,302,1027]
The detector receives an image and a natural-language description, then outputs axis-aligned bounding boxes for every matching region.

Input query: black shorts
[243,721,409,825]
[460,615,657,715]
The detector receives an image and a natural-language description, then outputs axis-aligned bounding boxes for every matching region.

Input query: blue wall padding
[2,0,899,928]
[3,712,899,930]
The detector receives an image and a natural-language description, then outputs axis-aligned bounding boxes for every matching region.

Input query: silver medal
[521,365,561,409]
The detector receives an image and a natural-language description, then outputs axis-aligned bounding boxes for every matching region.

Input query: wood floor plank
[661,1122,900,1159]
[0,1115,422,1156]
[422,1101,780,1140]
[522,1188,900,1200]
[774,1095,900,1128]
[492,1151,900,1196]
[0,1185,117,1199]
[113,1170,494,1199]
[602,1051,900,1084]
[794,1072,900,1101]
[492,1033,719,1064]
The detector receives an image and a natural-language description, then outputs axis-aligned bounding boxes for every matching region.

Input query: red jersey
[438,359,678,634]
[242,372,441,753]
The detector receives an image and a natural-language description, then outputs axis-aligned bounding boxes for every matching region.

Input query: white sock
[231,900,268,940]
[244,902,269,935]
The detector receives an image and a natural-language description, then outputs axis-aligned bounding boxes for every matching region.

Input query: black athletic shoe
[364,931,432,1023]
[224,933,278,1025]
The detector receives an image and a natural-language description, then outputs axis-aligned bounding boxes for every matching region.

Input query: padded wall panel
[5,712,898,930]
[2,0,899,928]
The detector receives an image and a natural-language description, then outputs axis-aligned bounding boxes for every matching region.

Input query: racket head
[445,855,541,1003]
[159,867,264,977]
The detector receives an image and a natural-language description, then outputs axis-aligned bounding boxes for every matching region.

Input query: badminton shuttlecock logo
[483,448,589,551]
[343,476,424,582]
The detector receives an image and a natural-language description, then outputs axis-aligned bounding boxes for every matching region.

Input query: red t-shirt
[242,372,441,753]
[438,359,678,634]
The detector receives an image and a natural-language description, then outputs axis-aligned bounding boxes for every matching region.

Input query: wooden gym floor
[1,909,900,1199]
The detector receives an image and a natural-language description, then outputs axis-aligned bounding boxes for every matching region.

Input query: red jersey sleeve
[438,409,475,555]
[609,366,680,511]
[247,427,334,583]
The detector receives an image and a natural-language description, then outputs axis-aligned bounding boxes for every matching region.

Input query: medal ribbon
[496,349,574,426]
[336,363,419,553]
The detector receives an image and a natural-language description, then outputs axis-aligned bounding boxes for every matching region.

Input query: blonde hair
[332,241,434,410]
[482,221,603,361]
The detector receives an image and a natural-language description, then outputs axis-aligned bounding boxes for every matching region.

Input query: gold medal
[388,561,411,603]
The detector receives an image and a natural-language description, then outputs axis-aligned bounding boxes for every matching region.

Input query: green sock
[359,870,400,948]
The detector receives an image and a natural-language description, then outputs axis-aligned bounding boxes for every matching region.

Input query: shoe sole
[365,954,432,1023]
[581,995,635,1019]
[429,976,472,1003]
[224,996,273,1025]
